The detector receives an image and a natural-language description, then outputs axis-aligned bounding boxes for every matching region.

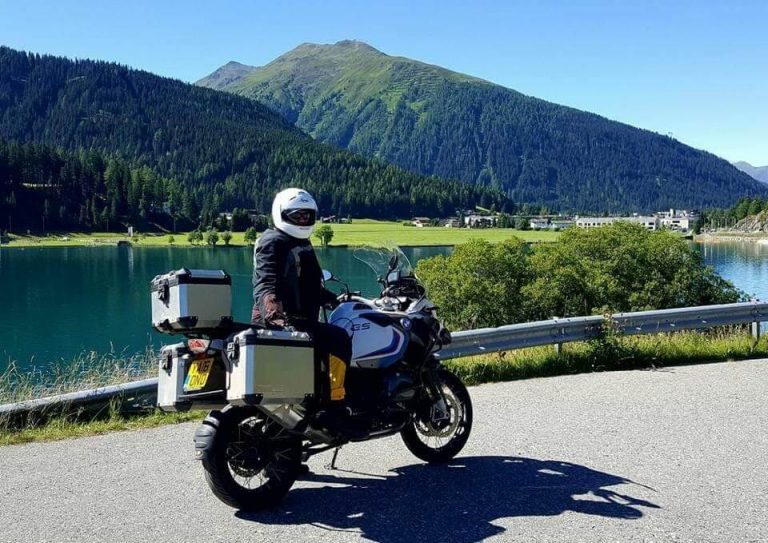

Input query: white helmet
[271,188,318,239]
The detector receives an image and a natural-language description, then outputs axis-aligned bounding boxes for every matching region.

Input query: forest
[0,47,507,231]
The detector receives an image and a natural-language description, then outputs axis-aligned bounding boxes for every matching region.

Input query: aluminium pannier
[157,341,228,412]
[150,268,232,333]
[227,328,318,406]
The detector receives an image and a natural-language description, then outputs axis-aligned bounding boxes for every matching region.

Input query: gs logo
[351,323,371,331]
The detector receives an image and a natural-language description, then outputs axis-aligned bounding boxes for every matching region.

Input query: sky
[1,0,766,165]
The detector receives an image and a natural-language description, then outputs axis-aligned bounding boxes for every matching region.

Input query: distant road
[2,360,767,543]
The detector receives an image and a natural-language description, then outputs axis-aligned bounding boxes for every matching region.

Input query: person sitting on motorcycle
[252,188,363,437]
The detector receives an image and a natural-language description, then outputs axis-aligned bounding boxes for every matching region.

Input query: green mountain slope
[0,46,506,224]
[199,40,767,212]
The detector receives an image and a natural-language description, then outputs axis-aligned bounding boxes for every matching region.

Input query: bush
[416,223,742,330]
[186,229,203,245]
[314,224,334,247]
[523,222,741,319]
[244,226,258,245]
[221,231,232,246]
[168,235,175,245]
[206,229,219,247]
[416,238,531,329]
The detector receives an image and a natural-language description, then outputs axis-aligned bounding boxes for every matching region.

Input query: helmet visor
[282,208,316,227]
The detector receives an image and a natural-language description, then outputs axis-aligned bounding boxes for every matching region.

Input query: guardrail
[2,300,766,424]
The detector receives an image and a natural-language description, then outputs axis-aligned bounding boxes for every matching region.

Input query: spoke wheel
[401,369,473,464]
[202,409,302,511]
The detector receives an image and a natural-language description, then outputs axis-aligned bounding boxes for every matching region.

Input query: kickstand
[325,446,342,470]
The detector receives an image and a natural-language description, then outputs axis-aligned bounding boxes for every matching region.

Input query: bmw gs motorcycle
[155,247,472,511]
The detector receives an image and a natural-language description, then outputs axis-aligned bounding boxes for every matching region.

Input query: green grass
[1,221,560,249]
[0,350,156,405]
[2,329,766,446]
[446,329,768,386]
[0,408,203,447]
[327,220,559,246]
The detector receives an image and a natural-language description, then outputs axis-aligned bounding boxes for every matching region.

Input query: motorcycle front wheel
[201,408,302,511]
[401,369,473,464]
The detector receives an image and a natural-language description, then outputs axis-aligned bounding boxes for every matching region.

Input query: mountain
[198,40,768,212]
[197,60,258,90]
[733,161,768,184]
[0,46,507,227]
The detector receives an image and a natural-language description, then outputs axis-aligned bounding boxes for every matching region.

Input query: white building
[550,219,574,230]
[575,216,659,230]
[575,217,616,229]
[464,214,497,227]
[529,218,550,230]
[656,209,699,232]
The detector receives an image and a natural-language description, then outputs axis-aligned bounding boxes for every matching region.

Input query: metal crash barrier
[2,300,767,423]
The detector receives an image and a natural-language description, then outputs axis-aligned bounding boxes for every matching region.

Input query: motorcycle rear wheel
[401,369,473,464]
[201,409,302,511]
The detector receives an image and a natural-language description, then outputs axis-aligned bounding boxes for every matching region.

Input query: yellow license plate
[184,357,214,392]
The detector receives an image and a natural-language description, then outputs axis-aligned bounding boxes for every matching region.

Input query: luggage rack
[157,320,253,340]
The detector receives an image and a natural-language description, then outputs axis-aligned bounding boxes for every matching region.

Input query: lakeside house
[575,216,658,230]
[528,217,575,230]
[574,209,699,232]
[464,214,497,227]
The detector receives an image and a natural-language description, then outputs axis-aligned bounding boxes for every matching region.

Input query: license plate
[184,357,214,392]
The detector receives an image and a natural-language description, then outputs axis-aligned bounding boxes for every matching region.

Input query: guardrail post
[554,342,562,355]
[751,321,761,340]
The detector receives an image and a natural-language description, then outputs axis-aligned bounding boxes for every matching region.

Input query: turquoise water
[0,245,449,372]
[2,241,767,373]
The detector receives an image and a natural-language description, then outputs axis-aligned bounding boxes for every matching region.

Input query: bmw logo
[400,318,412,330]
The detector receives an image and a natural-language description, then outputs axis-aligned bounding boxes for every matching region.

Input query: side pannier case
[227,328,318,406]
[157,341,228,411]
[150,269,232,333]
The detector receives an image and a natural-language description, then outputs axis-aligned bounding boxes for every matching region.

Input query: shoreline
[0,226,559,249]
[695,232,768,243]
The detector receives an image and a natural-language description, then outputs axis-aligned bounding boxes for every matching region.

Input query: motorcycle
[154,246,472,511]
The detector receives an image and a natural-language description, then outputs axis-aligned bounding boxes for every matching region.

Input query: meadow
[1,220,560,248]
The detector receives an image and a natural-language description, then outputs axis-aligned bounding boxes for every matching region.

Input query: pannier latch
[160,351,173,373]
[157,280,170,305]
[226,341,239,364]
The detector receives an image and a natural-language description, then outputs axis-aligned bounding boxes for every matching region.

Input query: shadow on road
[236,456,659,542]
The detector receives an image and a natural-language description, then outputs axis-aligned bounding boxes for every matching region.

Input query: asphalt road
[2,359,767,543]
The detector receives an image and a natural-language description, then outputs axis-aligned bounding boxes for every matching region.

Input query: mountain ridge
[198,40,766,212]
[733,161,768,184]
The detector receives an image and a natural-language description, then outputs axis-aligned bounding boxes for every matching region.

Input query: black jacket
[251,228,336,327]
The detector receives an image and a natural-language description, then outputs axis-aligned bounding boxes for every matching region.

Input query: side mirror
[322,269,334,282]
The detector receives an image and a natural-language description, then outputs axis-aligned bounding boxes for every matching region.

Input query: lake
[0,245,448,372]
[2,241,768,374]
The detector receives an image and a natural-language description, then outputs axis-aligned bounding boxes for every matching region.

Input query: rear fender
[192,411,224,461]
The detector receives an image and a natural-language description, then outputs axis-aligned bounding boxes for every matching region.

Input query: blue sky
[1,0,766,165]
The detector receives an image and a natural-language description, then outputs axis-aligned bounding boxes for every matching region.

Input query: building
[550,219,574,230]
[575,217,616,229]
[464,214,497,227]
[412,217,431,227]
[575,216,659,230]
[529,218,550,230]
[656,209,699,232]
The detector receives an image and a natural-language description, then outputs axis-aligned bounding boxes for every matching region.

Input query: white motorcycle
[154,247,472,511]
